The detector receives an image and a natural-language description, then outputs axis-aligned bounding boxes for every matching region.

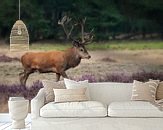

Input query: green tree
[0,0,163,41]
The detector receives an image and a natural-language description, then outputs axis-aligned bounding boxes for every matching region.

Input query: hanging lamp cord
[19,0,20,20]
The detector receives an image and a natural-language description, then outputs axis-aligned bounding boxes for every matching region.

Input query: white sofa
[31,82,163,130]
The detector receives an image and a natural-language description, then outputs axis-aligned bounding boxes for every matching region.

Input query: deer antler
[78,17,86,43]
[58,16,76,40]
[58,16,94,45]
[82,28,94,45]
[78,17,94,45]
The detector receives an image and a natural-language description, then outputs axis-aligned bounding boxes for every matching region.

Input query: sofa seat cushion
[40,101,107,117]
[108,101,163,117]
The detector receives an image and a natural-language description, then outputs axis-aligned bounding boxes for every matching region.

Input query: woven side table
[8,97,29,129]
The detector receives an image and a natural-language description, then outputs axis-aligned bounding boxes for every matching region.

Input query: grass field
[30,40,163,51]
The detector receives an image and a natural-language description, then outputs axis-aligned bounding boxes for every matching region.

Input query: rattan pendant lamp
[10,0,29,52]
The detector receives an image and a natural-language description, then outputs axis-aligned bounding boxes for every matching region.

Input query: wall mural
[0,0,163,113]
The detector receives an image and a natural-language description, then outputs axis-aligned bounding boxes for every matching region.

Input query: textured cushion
[64,78,90,99]
[156,81,163,100]
[42,80,65,103]
[53,88,88,103]
[108,101,163,117]
[40,101,107,117]
[131,80,158,102]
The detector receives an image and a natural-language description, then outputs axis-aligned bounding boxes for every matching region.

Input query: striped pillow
[131,80,159,102]
[53,88,88,103]
[156,81,163,100]
[149,79,163,100]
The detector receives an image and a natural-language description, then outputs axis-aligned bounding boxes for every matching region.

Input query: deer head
[58,15,93,59]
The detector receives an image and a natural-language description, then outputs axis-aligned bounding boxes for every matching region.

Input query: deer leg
[19,71,25,85]
[60,71,68,79]
[24,70,34,86]
[20,69,33,86]
[19,71,24,77]
[56,73,61,82]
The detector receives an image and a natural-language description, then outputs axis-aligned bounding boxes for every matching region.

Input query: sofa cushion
[42,80,65,103]
[108,101,163,117]
[156,81,163,100]
[131,80,158,102]
[149,79,163,100]
[53,88,88,103]
[64,78,90,99]
[40,101,107,117]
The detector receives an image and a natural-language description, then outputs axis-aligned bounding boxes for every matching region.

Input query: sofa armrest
[31,88,45,119]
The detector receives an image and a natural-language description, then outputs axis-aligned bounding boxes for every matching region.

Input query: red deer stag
[19,16,93,85]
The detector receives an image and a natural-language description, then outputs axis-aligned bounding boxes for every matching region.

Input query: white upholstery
[32,118,163,130]
[40,101,107,117]
[31,89,45,119]
[108,101,163,117]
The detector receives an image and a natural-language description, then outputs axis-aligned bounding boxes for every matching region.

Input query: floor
[0,113,31,130]
[0,122,31,130]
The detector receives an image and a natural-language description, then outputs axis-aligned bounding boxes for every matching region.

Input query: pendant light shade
[10,0,29,52]
[10,20,29,51]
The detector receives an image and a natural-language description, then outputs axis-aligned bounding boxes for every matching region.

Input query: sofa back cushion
[88,82,133,105]
[41,82,133,105]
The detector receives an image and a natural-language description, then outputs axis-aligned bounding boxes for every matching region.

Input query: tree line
[0,0,163,41]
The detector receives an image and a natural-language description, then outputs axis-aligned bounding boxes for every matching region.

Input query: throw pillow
[149,79,163,100]
[156,81,163,100]
[53,88,88,103]
[64,78,90,99]
[42,80,65,103]
[131,80,159,102]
